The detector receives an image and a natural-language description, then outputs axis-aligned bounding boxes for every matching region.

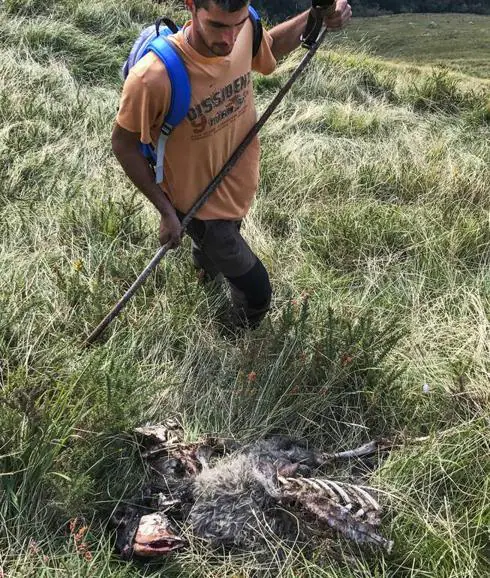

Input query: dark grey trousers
[180,215,272,328]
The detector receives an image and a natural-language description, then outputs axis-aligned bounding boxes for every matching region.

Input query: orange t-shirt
[116,19,277,220]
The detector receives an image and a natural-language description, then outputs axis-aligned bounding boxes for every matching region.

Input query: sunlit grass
[0,1,489,576]
[338,13,490,80]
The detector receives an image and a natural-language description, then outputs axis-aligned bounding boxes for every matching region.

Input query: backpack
[122,6,263,184]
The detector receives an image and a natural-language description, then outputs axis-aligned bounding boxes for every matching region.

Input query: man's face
[188,1,250,57]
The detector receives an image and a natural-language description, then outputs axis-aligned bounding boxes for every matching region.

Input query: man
[112,0,351,329]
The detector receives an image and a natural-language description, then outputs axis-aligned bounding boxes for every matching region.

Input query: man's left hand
[323,0,352,30]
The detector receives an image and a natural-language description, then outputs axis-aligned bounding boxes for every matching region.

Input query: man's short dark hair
[194,0,249,12]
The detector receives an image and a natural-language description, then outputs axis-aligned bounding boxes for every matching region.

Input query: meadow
[338,13,490,79]
[0,1,489,576]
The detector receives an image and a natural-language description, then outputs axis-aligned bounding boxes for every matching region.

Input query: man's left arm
[269,0,352,61]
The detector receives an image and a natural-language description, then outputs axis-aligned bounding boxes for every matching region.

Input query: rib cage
[278,476,393,551]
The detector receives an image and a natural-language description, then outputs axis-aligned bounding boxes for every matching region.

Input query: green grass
[1,1,489,577]
[339,13,490,79]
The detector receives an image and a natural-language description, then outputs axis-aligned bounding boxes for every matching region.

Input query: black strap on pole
[84,1,335,347]
[302,1,334,48]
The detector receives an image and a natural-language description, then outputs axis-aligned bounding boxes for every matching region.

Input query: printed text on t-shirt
[187,72,252,138]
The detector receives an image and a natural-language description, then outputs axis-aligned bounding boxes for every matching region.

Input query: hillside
[341,13,490,79]
[0,1,489,577]
[251,1,490,20]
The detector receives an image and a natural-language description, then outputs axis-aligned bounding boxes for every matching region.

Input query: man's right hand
[112,124,184,249]
[159,211,183,248]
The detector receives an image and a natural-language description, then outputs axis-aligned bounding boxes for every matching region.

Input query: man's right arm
[111,123,182,247]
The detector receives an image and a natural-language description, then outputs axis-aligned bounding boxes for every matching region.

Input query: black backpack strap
[248,6,263,58]
[155,17,179,37]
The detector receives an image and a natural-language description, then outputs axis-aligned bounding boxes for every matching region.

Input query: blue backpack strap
[248,5,263,58]
[144,35,191,184]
